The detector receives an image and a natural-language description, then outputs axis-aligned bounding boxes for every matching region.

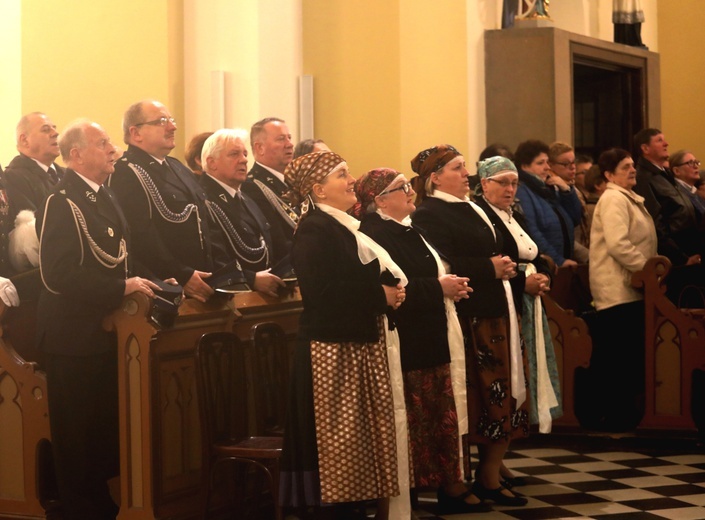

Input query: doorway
[573,60,645,161]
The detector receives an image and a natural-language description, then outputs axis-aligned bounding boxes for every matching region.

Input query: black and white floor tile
[414,435,705,519]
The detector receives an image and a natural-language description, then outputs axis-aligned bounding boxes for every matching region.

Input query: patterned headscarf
[284,151,346,208]
[477,155,518,179]
[409,144,461,202]
[350,168,402,219]
[475,155,518,196]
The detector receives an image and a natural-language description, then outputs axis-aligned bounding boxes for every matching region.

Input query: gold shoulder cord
[205,200,268,266]
[127,162,204,250]
[66,199,128,278]
[253,179,298,229]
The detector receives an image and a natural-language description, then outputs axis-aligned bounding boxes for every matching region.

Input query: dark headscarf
[409,144,461,202]
[350,168,402,219]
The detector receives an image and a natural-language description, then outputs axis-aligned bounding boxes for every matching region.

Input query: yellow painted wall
[302,0,402,176]
[657,0,705,161]
[302,1,471,177]
[0,0,22,166]
[399,1,469,172]
[20,0,185,161]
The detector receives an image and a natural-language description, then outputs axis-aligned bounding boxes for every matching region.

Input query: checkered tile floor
[414,435,705,519]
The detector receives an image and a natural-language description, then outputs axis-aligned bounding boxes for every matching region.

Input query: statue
[516,0,551,21]
[613,0,646,48]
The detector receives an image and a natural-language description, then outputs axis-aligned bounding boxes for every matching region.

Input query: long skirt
[460,315,529,444]
[279,324,400,507]
[522,293,563,429]
[403,364,461,488]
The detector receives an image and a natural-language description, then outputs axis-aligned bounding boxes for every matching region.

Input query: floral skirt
[460,315,529,444]
[404,364,461,488]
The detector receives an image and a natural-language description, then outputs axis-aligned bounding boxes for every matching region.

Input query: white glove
[0,277,19,307]
[9,210,40,272]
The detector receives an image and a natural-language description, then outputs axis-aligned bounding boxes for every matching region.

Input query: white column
[183,0,302,150]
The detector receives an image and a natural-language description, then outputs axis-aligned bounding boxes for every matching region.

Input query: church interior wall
[2,0,703,176]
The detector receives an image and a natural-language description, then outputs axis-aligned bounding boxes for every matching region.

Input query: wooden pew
[0,271,51,520]
[541,291,593,427]
[0,285,302,520]
[632,256,705,432]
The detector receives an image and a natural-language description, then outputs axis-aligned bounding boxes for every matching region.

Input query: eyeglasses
[135,117,176,127]
[487,178,519,188]
[552,161,576,168]
[380,182,413,196]
[676,159,701,168]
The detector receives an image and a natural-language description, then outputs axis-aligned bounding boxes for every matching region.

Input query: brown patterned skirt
[310,329,400,504]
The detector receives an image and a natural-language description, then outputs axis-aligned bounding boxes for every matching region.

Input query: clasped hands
[525,272,550,296]
[384,283,406,310]
[439,274,472,302]
[492,255,517,281]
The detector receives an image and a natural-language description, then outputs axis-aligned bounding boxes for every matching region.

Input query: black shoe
[501,475,528,489]
[472,481,528,507]
[436,488,493,514]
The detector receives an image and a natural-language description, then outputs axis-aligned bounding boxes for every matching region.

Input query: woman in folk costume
[410,145,529,508]
[278,152,411,519]
[354,168,497,515]
[473,156,562,433]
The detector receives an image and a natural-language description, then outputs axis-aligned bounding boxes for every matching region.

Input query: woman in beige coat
[588,147,657,431]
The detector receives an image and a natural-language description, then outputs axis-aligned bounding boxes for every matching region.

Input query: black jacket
[4,153,65,220]
[634,156,704,264]
[36,170,131,356]
[360,212,449,371]
[411,197,508,319]
[200,174,274,285]
[108,145,227,285]
[475,197,552,313]
[293,208,388,343]
[241,162,296,265]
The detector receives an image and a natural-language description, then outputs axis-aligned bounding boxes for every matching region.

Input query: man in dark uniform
[200,129,285,297]
[241,117,298,265]
[36,119,158,519]
[108,99,226,302]
[4,112,65,221]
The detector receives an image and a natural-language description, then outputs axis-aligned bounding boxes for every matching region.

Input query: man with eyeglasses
[633,128,703,267]
[633,128,705,306]
[108,100,227,302]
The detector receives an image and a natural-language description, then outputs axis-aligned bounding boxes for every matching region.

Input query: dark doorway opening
[573,60,644,162]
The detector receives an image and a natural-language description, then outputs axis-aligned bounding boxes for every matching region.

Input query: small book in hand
[208,260,250,293]
[270,255,296,284]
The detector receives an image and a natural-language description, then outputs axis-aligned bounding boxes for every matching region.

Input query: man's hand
[183,271,214,303]
[0,277,19,307]
[124,277,160,298]
[253,270,286,298]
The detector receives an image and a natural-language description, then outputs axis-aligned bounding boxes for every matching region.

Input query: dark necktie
[47,166,59,184]
[232,191,244,217]
[97,186,119,222]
